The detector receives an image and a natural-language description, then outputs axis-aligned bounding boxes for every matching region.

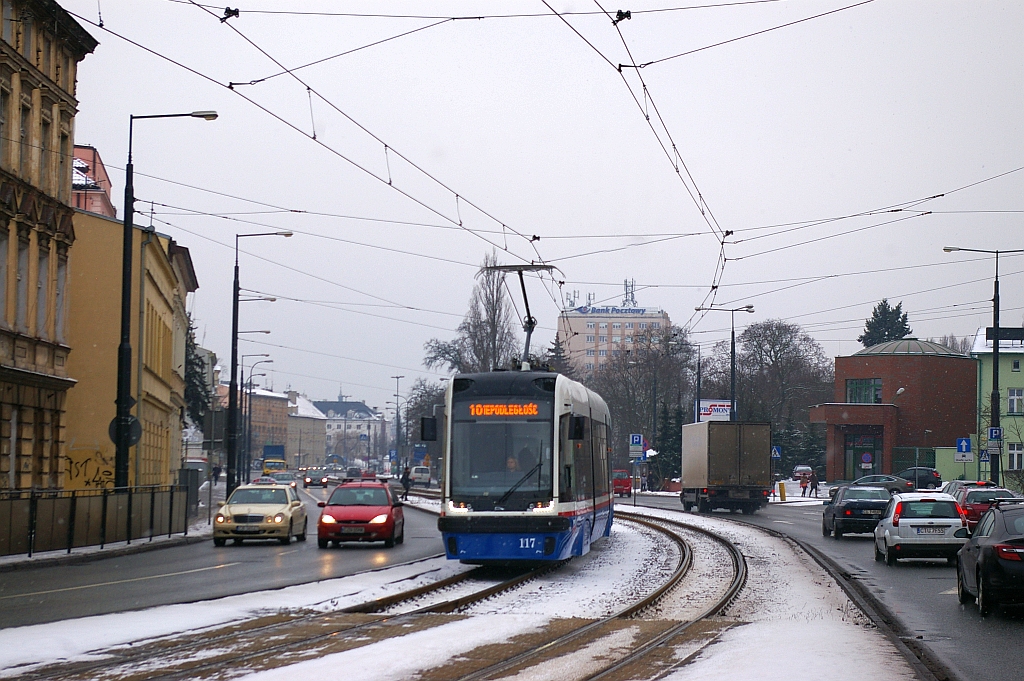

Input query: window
[599,323,607,329]
[20,15,31,60]
[612,336,620,342]
[18,105,27,178]
[626,336,632,343]
[585,363,594,371]
[612,350,620,356]
[846,378,882,404]
[639,322,647,329]
[15,236,27,332]
[586,349,594,356]
[1008,443,1023,471]
[652,322,661,329]
[612,323,621,329]
[1014,360,1021,372]
[599,350,607,357]
[35,245,48,337]
[585,335,594,342]
[54,251,66,341]
[599,336,607,342]
[1009,388,1023,415]
[586,322,595,329]
[625,322,633,329]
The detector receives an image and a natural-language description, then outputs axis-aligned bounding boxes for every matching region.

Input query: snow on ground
[0,555,472,676]
[631,506,917,681]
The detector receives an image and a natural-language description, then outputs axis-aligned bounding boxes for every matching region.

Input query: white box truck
[680,421,771,514]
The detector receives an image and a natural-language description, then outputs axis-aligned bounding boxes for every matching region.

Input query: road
[0,485,443,628]
[636,494,1024,681]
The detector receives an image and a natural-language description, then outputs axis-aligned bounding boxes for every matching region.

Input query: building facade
[971,327,1024,479]
[286,391,326,469]
[247,388,288,460]
[0,1,94,490]
[556,304,672,374]
[65,209,198,489]
[810,339,977,482]
[315,399,386,466]
[71,144,114,218]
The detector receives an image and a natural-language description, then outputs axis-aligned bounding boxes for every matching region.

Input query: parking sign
[989,427,1003,441]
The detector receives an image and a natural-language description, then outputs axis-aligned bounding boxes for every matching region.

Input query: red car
[318,480,404,548]
[954,486,1019,530]
[613,470,632,497]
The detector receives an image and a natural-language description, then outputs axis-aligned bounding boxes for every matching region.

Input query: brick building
[810,339,977,482]
[247,388,288,457]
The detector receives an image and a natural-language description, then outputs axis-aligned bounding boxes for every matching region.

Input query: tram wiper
[496,462,542,507]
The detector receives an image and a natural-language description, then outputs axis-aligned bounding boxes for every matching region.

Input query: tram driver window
[559,414,575,501]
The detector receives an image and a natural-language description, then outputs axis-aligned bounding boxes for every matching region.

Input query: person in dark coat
[400,467,412,500]
[212,466,222,484]
[809,471,820,497]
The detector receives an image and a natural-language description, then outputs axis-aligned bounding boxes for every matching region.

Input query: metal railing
[0,485,192,558]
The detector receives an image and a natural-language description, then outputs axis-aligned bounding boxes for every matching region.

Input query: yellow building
[0,1,96,490]
[64,208,198,489]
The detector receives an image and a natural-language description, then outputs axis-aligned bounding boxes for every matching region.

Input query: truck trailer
[679,421,771,514]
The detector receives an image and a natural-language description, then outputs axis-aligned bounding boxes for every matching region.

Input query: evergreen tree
[545,336,575,378]
[858,299,912,347]
[184,316,210,427]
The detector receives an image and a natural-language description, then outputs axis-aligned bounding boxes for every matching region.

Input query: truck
[679,421,772,514]
[262,445,287,474]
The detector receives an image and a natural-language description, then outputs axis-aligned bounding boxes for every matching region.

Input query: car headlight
[368,514,389,524]
[215,514,226,523]
[321,478,328,483]
[273,513,285,524]
[320,514,337,524]
[305,478,311,483]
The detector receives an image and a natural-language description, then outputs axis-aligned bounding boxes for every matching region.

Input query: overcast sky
[65,0,1024,410]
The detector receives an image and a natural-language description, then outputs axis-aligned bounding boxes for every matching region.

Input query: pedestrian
[400,466,411,500]
[799,473,809,497]
[809,471,819,498]
[212,466,221,484]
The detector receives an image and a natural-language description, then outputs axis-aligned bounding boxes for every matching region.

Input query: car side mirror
[954,528,970,539]
[421,417,437,442]
[291,500,301,507]
[393,501,404,508]
[317,501,326,507]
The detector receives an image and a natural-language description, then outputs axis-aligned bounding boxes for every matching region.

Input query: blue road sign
[989,427,1003,441]
[630,434,643,447]
[957,438,971,453]
[981,450,991,463]
[771,446,782,459]
[359,433,369,441]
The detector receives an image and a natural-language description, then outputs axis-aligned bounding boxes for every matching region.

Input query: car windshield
[845,488,889,500]
[306,469,325,476]
[966,490,1016,503]
[900,501,959,518]
[613,471,629,480]
[328,487,389,506]
[228,488,288,505]
[346,467,362,477]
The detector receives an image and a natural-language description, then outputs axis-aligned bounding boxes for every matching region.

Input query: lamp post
[245,359,273,483]
[944,246,1024,485]
[116,111,217,488]
[391,375,404,466]
[695,304,754,422]
[227,232,292,494]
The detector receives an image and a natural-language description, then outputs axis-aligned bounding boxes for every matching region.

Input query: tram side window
[592,421,609,497]
[559,414,574,501]
[575,416,593,501]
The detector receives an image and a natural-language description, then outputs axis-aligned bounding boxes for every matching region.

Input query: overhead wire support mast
[485,264,559,371]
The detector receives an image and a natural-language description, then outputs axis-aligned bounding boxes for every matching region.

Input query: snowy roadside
[0,555,471,676]
[628,505,919,681]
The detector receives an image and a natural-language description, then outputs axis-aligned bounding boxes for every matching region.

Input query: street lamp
[391,375,404,465]
[115,110,217,488]
[227,231,292,494]
[244,359,273,483]
[944,246,1024,485]
[695,304,755,422]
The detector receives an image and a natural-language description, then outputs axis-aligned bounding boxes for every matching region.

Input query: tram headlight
[528,501,554,512]
[368,514,389,524]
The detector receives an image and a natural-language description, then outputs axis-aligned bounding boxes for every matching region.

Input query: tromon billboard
[695,399,733,421]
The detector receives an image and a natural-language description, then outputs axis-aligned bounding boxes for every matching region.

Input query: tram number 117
[519,537,536,549]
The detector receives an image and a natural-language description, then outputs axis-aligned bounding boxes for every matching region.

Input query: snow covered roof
[251,388,288,400]
[855,338,964,357]
[972,326,1024,355]
[289,393,326,420]
[314,400,379,419]
[72,158,99,190]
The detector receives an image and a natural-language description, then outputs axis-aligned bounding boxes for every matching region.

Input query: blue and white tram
[434,370,613,563]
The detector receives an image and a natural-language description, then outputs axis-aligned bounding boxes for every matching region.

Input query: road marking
[940,588,958,595]
[279,549,298,556]
[0,563,240,600]
[773,520,795,525]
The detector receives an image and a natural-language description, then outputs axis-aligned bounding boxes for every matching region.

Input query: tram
[428,370,613,564]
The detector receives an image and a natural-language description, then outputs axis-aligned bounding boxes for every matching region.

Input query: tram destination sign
[453,400,552,419]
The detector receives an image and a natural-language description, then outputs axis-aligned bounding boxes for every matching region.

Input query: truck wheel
[698,499,710,514]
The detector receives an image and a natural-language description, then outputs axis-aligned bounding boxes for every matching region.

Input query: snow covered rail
[448,514,695,681]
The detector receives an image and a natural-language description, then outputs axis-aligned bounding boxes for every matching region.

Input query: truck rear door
[739,424,771,486]
[708,423,739,486]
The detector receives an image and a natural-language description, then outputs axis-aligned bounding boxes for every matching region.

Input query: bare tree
[928,334,973,355]
[424,251,522,373]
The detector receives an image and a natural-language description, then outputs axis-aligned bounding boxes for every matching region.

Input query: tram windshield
[450,400,554,510]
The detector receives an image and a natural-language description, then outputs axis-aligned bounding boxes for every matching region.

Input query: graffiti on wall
[65,440,114,488]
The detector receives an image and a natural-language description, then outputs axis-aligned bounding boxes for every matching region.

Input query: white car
[410,466,432,487]
[873,492,969,566]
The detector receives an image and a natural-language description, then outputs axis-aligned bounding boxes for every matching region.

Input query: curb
[0,530,213,573]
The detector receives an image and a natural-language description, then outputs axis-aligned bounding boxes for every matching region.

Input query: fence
[0,485,192,558]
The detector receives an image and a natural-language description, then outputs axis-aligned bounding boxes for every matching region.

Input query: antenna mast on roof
[622,279,637,307]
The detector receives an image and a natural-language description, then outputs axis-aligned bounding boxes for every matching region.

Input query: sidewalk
[0,480,226,572]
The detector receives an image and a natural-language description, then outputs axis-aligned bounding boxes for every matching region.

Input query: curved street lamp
[695,304,755,422]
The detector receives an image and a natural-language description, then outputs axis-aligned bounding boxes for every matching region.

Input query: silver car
[873,492,969,566]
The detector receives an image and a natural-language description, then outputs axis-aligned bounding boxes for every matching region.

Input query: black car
[958,500,1024,616]
[897,467,942,490]
[823,486,890,538]
[303,468,329,488]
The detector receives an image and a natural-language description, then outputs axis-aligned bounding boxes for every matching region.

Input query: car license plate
[862,510,881,515]
[915,527,945,535]
[341,526,365,534]
[728,490,748,499]
[237,525,261,533]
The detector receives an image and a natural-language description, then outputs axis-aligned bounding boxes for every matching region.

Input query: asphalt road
[0,485,443,628]
[636,494,1024,681]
